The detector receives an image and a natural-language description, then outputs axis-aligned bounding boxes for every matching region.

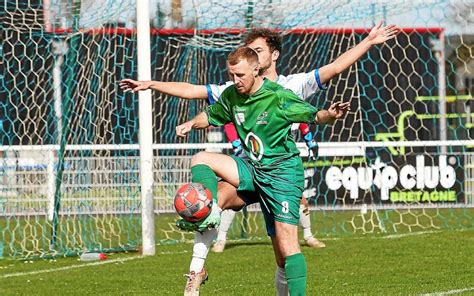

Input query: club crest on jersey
[244,132,264,161]
[235,113,245,125]
[256,111,268,125]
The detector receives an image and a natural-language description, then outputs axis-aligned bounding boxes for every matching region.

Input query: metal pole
[136,0,155,256]
[437,31,447,154]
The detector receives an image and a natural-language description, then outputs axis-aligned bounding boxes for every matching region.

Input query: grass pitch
[1,226,473,295]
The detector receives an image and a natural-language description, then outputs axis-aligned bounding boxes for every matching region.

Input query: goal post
[136,0,155,257]
[1,0,473,259]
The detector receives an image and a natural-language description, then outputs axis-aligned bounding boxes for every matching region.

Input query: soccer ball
[174,183,213,222]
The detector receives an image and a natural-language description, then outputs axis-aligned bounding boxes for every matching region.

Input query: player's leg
[212,209,236,252]
[271,236,289,296]
[217,180,247,210]
[299,196,325,248]
[265,211,305,296]
[191,151,240,189]
[274,221,306,296]
[258,158,307,295]
[182,152,242,231]
[186,182,247,295]
[184,152,240,295]
[185,154,254,295]
[185,229,214,296]
[261,195,306,296]
[212,180,249,253]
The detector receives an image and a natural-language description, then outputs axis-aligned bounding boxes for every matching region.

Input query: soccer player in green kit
[176,46,349,295]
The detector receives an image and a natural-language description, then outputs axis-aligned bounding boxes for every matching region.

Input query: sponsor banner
[303,154,464,205]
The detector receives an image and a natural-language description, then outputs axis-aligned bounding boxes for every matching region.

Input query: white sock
[274,266,289,296]
[189,228,217,272]
[216,209,236,241]
[299,205,313,239]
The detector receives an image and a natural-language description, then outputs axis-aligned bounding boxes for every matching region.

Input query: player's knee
[280,242,301,258]
[191,151,213,166]
[274,223,300,256]
[217,194,245,211]
[218,199,245,211]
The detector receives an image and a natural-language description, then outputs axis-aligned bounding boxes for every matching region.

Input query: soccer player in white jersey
[120,21,400,296]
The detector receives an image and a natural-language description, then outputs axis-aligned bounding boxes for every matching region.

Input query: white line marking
[316,231,437,242]
[2,256,144,278]
[419,287,474,295]
[382,230,439,239]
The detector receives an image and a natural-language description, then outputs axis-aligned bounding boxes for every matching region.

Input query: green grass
[1,228,473,295]
[1,208,474,259]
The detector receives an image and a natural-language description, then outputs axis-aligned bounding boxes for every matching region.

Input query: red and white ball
[174,183,213,222]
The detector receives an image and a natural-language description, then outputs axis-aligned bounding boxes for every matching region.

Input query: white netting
[0,0,473,258]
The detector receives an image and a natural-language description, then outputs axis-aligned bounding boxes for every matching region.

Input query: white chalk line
[321,230,439,241]
[382,230,439,239]
[419,287,474,295]
[2,249,190,279]
[2,256,143,278]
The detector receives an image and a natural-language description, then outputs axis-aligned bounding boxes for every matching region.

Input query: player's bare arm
[318,21,401,84]
[315,102,350,124]
[119,78,208,99]
[176,112,210,137]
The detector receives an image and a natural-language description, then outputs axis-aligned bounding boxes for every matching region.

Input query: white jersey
[206,69,326,130]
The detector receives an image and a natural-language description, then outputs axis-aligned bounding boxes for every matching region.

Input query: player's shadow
[217,240,271,251]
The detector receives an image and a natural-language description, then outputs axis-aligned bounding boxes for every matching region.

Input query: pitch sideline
[2,256,144,278]
[419,287,474,295]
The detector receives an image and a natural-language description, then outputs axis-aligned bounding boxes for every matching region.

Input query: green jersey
[205,79,319,167]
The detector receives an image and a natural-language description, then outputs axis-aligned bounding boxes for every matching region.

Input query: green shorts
[231,155,304,236]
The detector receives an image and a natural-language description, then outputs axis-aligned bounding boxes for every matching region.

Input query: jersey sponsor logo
[276,213,294,220]
[256,111,268,125]
[244,132,264,161]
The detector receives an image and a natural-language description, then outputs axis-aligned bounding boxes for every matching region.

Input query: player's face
[247,37,276,71]
[227,59,259,94]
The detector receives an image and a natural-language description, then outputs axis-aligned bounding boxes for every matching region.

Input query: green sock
[285,253,307,296]
[191,164,218,203]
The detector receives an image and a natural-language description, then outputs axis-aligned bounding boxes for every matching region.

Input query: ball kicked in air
[174,183,213,222]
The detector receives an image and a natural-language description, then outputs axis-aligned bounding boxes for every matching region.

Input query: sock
[189,228,217,272]
[216,209,236,241]
[191,164,218,203]
[299,205,313,239]
[285,253,307,296]
[275,266,289,296]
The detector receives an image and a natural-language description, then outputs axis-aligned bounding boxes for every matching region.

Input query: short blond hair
[227,46,259,66]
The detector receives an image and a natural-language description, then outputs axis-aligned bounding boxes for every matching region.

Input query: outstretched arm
[318,21,400,84]
[315,102,350,125]
[176,112,210,137]
[119,79,208,99]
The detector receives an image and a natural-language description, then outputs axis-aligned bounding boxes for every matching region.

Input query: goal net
[1,0,473,258]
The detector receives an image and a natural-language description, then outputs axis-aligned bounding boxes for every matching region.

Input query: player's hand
[176,121,193,137]
[328,102,350,120]
[119,79,153,92]
[367,21,401,46]
[195,204,222,232]
[231,139,244,157]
